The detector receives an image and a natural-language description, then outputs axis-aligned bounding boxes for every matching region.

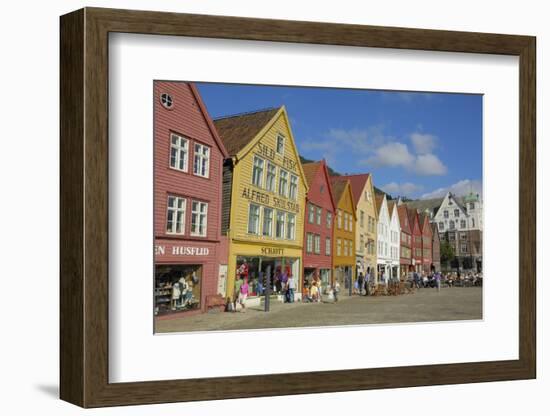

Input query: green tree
[440,240,455,269]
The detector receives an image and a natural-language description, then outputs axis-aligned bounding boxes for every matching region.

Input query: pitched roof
[331,174,370,207]
[387,200,396,216]
[301,162,321,188]
[419,213,431,232]
[375,193,385,215]
[330,178,348,204]
[213,107,279,156]
[397,205,411,233]
[407,206,418,230]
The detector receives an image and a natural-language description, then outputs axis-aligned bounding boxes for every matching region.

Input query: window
[191,201,208,236]
[279,169,288,197]
[286,213,296,240]
[289,175,298,200]
[262,207,273,237]
[169,133,188,171]
[449,220,455,230]
[460,232,467,241]
[449,232,456,241]
[166,196,186,234]
[326,212,332,228]
[343,240,348,256]
[472,218,475,227]
[314,234,321,254]
[454,209,460,218]
[360,210,365,228]
[276,134,285,154]
[344,212,349,231]
[460,219,466,229]
[470,202,475,210]
[443,210,449,218]
[336,239,342,256]
[306,233,313,253]
[266,162,276,192]
[325,237,331,255]
[368,216,375,233]
[439,222,444,230]
[252,156,264,187]
[316,207,322,225]
[337,210,342,229]
[276,211,285,238]
[320,185,325,193]
[247,204,260,234]
[461,243,468,253]
[160,92,173,109]
[308,204,315,223]
[360,234,365,252]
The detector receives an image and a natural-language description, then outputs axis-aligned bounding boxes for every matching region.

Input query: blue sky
[196,83,482,200]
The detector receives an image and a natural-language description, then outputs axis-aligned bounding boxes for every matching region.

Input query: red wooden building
[419,213,434,273]
[408,208,423,273]
[397,204,412,279]
[153,81,229,319]
[301,160,336,291]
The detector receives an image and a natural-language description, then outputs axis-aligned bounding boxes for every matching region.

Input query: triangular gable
[433,192,468,219]
[235,106,309,193]
[189,83,229,159]
[320,160,337,213]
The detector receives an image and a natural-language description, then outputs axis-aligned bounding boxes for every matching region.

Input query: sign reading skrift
[155,245,210,256]
[261,247,284,256]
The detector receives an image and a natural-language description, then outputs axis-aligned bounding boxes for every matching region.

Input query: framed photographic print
[60,7,536,408]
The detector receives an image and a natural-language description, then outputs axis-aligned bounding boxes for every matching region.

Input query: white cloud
[410,133,438,154]
[413,153,447,176]
[363,142,415,168]
[420,179,482,199]
[381,182,423,197]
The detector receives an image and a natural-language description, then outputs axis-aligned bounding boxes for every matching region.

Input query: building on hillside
[301,160,336,293]
[214,106,308,303]
[375,193,391,284]
[419,213,433,273]
[397,204,412,280]
[431,222,441,272]
[387,201,401,281]
[330,178,356,295]
[331,174,378,281]
[153,81,229,318]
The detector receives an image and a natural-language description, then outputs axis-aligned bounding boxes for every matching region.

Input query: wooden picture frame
[60,7,536,408]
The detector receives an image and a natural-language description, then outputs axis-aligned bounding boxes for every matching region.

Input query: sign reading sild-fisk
[214,106,308,299]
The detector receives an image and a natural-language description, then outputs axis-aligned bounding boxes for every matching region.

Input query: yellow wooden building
[329,178,356,295]
[214,107,308,300]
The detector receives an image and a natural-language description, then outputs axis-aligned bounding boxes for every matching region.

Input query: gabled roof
[188,83,229,159]
[387,200,396,217]
[302,160,337,212]
[375,193,385,215]
[419,213,432,234]
[397,205,411,234]
[331,174,371,208]
[329,178,356,219]
[407,207,419,232]
[213,107,279,156]
[431,223,440,241]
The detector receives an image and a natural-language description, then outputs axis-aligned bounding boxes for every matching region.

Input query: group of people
[408,269,443,291]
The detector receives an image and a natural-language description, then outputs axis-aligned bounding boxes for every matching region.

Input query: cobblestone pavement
[155,286,482,333]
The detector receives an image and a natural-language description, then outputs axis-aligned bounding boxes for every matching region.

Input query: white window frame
[262,207,273,237]
[306,233,313,253]
[337,238,342,256]
[276,133,285,155]
[337,209,342,229]
[252,156,265,188]
[325,237,331,256]
[314,234,321,254]
[326,212,332,228]
[166,195,186,235]
[169,133,189,172]
[316,206,322,225]
[278,169,289,197]
[308,203,315,224]
[276,210,286,239]
[286,213,296,240]
[190,200,208,237]
[266,162,276,192]
[289,174,299,200]
[193,143,210,178]
[247,204,260,235]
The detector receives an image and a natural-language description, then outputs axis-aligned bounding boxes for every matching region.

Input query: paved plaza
[155,286,482,333]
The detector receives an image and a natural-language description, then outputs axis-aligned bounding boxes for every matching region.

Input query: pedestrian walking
[238,279,249,312]
[233,276,243,312]
[287,275,296,303]
[364,271,370,296]
[358,272,364,295]
[333,280,340,303]
[435,271,442,292]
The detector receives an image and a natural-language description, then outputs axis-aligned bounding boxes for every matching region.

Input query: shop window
[276,133,285,154]
[276,210,286,238]
[191,200,208,236]
[166,195,186,234]
[289,175,298,200]
[193,143,210,178]
[248,204,260,234]
[286,213,296,240]
[278,169,288,197]
[252,156,264,187]
[154,264,201,315]
[262,207,273,237]
[266,162,276,192]
[169,133,188,172]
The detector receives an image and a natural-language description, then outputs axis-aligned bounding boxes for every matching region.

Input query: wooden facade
[397,204,413,279]
[419,213,433,272]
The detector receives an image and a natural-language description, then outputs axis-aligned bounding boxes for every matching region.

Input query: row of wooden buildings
[153,81,480,318]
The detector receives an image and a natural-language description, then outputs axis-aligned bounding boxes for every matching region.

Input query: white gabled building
[375,193,391,284]
[387,200,401,281]
[433,192,482,234]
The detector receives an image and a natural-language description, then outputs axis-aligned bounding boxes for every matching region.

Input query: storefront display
[154,264,202,315]
[235,256,300,297]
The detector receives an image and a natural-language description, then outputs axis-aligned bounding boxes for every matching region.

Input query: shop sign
[261,247,284,256]
[241,187,300,213]
[155,245,210,256]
